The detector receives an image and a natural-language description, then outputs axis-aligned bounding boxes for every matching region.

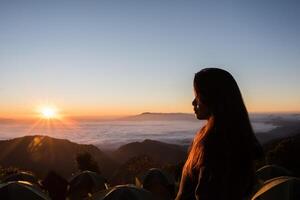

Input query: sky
[0,0,300,118]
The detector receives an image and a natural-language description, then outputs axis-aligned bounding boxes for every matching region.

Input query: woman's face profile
[192,93,211,120]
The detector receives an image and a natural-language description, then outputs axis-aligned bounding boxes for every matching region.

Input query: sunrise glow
[0,1,299,118]
[40,106,58,119]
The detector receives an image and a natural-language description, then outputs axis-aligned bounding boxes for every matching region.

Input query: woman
[176,68,263,200]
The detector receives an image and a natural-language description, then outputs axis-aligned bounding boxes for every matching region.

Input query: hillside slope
[0,135,117,179]
[112,139,187,165]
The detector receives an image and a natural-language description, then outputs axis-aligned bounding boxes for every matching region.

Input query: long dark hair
[183,68,263,184]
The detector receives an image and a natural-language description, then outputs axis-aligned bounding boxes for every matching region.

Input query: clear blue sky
[0,0,300,117]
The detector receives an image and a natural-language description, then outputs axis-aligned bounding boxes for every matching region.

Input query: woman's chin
[194,113,201,120]
[195,113,208,120]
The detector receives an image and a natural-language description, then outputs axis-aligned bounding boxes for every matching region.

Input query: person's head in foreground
[176,68,264,200]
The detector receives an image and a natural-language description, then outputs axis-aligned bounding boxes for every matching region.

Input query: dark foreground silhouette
[0,131,299,199]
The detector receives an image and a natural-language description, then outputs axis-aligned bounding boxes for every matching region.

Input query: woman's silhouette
[176,68,263,200]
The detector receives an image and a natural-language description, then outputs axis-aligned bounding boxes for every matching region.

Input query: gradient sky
[1,0,300,118]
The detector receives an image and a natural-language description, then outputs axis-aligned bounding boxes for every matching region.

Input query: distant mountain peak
[140,112,186,115]
[121,112,197,121]
[141,112,152,115]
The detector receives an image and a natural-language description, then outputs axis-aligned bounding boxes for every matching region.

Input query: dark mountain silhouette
[112,139,187,165]
[0,135,117,179]
[263,132,300,177]
[120,112,198,121]
[0,130,299,192]
[0,135,188,182]
[110,155,158,185]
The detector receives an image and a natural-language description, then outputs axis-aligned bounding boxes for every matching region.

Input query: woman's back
[176,130,257,200]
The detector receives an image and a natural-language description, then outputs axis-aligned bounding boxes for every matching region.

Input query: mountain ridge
[0,135,117,179]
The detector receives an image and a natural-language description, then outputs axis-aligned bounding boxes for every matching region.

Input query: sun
[40,106,57,119]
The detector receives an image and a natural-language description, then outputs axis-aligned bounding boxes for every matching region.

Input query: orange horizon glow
[1,109,300,121]
[23,104,80,137]
[0,100,299,120]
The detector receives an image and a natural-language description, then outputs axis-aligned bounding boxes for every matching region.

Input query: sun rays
[25,104,80,137]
